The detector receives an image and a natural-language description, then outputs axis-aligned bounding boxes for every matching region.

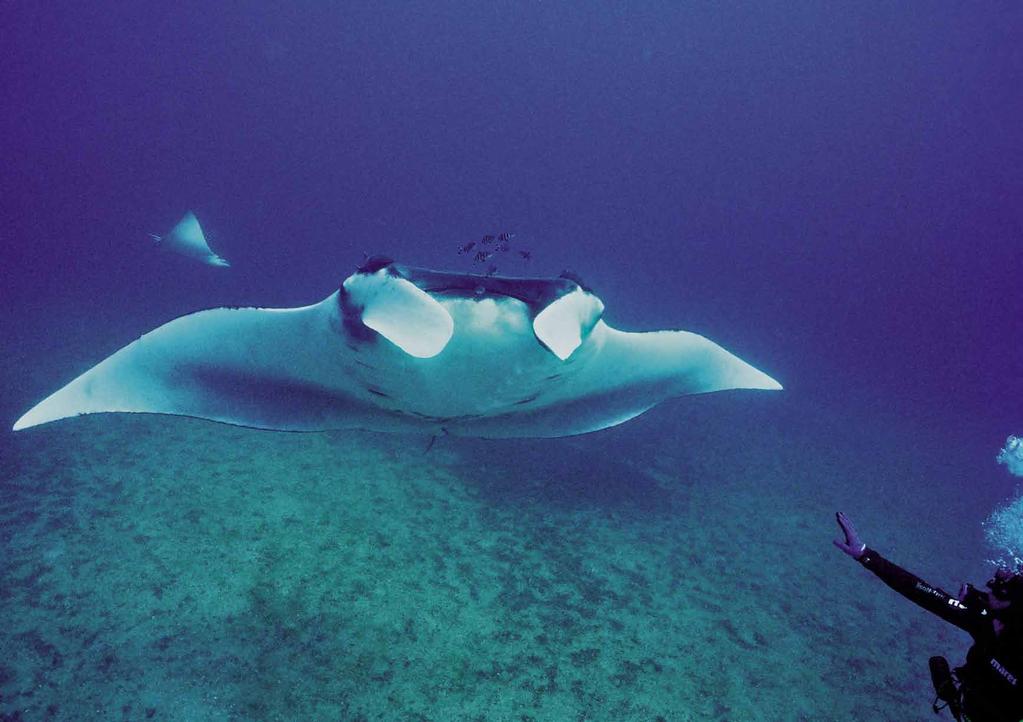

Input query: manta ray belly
[348,295,579,422]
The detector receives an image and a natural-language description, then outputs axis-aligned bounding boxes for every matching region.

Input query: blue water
[2,3,1022,720]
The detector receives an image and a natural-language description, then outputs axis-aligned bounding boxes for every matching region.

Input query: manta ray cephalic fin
[532,287,605,360]
[342,268,454,358]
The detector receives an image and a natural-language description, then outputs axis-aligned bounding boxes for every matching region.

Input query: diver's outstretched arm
[833,511,866,559]
[834,512,978,633]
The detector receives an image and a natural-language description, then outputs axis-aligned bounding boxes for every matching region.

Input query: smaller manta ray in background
[148,211,230,267]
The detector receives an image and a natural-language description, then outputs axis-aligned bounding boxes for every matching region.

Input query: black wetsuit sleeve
[859,547,977,633]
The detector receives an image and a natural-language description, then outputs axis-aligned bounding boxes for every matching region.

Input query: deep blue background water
[2,2,1020,469]
[2,5,1023,718]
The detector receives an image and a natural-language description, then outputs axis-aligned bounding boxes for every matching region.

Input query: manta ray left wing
[12,294,415,432]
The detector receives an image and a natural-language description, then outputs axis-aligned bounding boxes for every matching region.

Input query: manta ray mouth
[354,256,586,310]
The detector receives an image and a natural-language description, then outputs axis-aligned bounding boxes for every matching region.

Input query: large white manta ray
[12,257,782,437]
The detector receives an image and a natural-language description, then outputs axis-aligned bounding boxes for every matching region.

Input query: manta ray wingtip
[730,361,783,392]
[12,407,43,432]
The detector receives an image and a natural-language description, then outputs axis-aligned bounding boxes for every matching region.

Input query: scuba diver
[834,512,1023,721]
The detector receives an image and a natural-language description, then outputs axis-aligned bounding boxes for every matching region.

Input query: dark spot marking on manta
[366,386,390,398]
[514,394,540,405]
[545,373,562,380]
[354,359,374,369]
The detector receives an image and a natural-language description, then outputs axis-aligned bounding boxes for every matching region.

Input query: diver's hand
[833,512,866,560]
